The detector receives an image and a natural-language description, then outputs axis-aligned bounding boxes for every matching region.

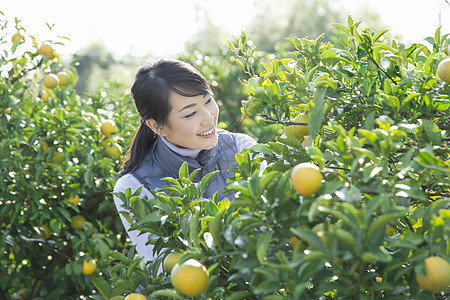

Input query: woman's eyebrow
[178,103,197,112]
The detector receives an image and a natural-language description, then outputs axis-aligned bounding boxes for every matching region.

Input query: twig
[10,57,43,85]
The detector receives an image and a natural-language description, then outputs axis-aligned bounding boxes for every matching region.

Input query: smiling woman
[113,58,257,263]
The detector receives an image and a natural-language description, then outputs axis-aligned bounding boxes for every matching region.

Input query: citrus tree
[0,13,134,299]
[98,16,450,299]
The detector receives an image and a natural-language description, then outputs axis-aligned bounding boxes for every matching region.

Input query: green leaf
[309,88,326,139]
[205,200,219,216]
[373,29,389,42]
[225,291,254,300]
[92,278,112,299]
[200,170,219,194]
[189,211,199,248]
[367,213,400,237]
[421,119,441,145]
[126,259,141,279]
[256,231,272,264]
[331,23,349,35]
[178,161,189,179]
[209,209,226,246]
[151,289,183,299]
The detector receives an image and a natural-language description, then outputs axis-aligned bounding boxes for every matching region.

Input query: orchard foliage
[0,14,134,299]
[102,17,450,299]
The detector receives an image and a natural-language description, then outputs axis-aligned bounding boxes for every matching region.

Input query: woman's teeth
[198,128,214,136]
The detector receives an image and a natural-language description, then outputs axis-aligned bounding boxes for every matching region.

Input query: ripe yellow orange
[82,259,96,275]
[66,194,80,206]
[171,259,209,297]
[105,143,121,160]
[124,293,147,300]
[38,43,54,58]
[285,113,310,139]
[43,74,59,89]
[100,120,117,137]
[57,71,71,86]
[71,215,86,230]
[52,150,65,163]
[163,252,181,273]
[40,90,49,101]
[290,162,323,196]
[437,58,450,84]
[415,256,450,292]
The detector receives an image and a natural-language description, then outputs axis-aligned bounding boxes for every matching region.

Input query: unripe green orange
[163,252,181,273]
[52,149,65,163]
[71,215,86,230]
[57,71,71,86]
[105,143,121,160]
[437,58,450,84]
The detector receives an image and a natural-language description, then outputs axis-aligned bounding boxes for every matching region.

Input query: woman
[114,58,256,262]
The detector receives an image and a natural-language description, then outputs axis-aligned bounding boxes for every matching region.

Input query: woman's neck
[160,136,201,158]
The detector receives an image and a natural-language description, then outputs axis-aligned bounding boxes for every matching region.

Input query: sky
[2,0,450,59]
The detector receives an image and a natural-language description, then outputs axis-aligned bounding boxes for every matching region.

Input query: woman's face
[153,92,219,150]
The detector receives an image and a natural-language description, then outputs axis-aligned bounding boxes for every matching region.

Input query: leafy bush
[0,14,132,299]
[100,17,450,299]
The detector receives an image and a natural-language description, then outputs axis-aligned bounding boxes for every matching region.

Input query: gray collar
[153,136,218,180]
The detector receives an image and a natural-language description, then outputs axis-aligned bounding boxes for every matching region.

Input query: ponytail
[120,123,157,175]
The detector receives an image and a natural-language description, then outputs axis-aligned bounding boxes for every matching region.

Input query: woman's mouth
[198,127,215,137]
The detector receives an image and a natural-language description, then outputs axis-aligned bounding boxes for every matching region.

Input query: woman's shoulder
[217,129,257,151]
[114,173,143,193]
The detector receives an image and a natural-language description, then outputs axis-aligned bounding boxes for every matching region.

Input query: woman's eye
[206,97,212,104]
[184,111,196,118]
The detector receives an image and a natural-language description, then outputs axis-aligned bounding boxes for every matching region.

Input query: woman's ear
[145,119,167,136]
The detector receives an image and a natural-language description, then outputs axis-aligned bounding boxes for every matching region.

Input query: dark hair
[120,59,212,175]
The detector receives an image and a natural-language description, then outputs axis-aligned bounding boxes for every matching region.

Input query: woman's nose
[200,108,214,126]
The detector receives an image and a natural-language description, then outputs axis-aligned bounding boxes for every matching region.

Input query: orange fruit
[171,259,209,297]
[105,143,121,160]
[52,149,65,163]
[57,71,71,86]
[415,256,450,292]
[437,58,450,84]
[66,194,80,206]
[40,90,49,101]
[163,252,181,273]
[82,259,96,275]
[38,43,54,58]
[71,215,86,230]
[100,137,115,148]
[291,162,323,196]
[124,293,147,300]
[12,33,24,43]
[285,113,310,139]
[43,74,59,89]
[100,121,117,137]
